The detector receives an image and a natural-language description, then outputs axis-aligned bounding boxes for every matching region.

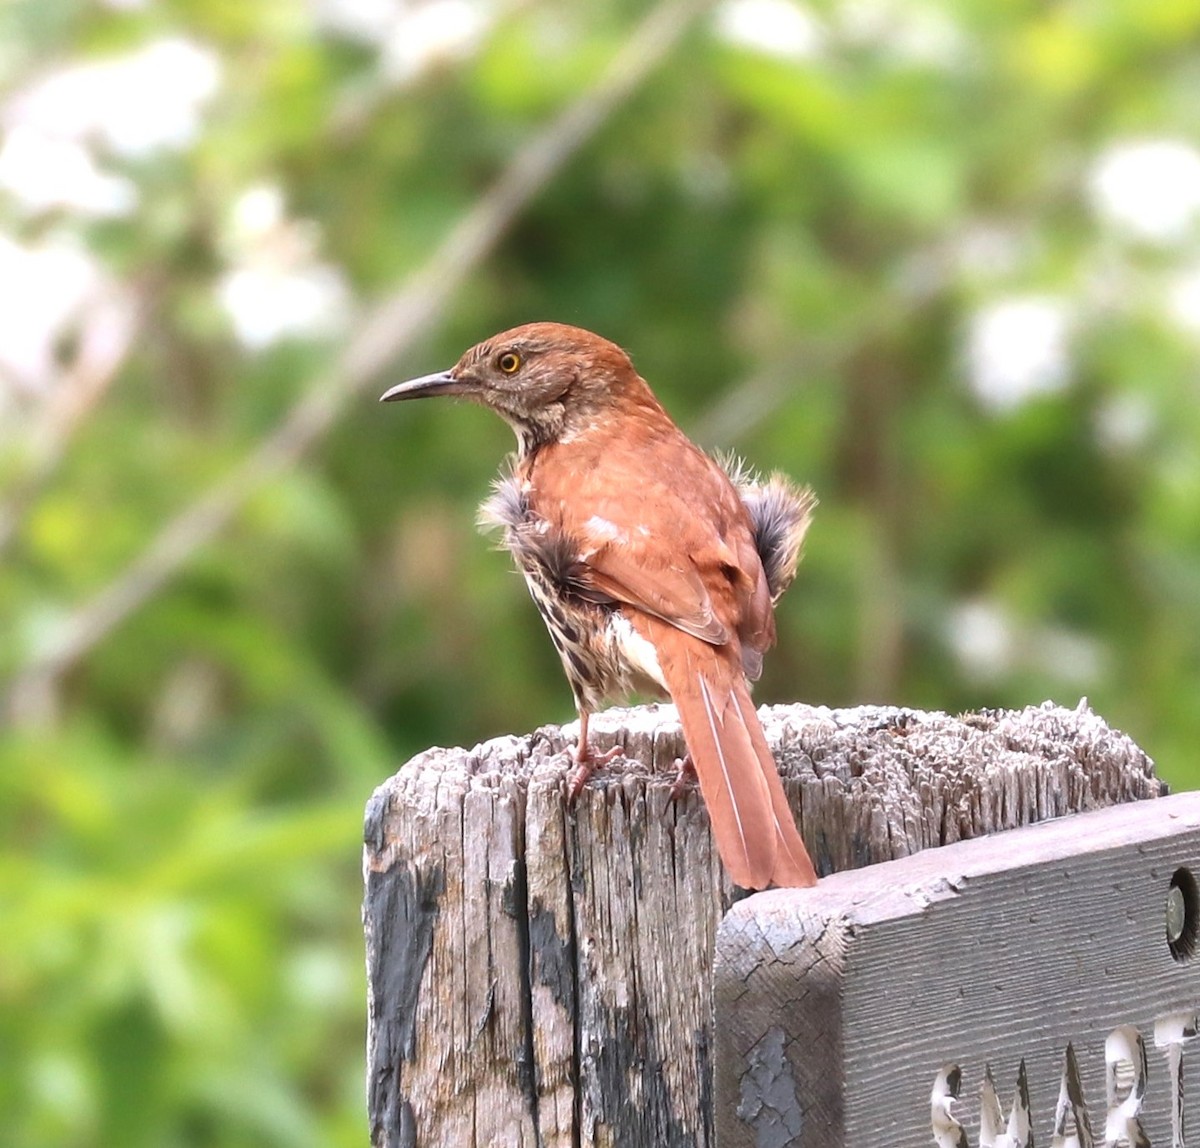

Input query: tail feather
[678,670,775,889]
[731,680,817,887]
[648,620,817,889]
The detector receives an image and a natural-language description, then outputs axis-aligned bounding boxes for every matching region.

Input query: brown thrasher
[381,322,818,889]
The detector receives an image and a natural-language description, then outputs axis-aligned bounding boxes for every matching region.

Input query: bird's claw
[567,743,624,802]
[668,754,696,802]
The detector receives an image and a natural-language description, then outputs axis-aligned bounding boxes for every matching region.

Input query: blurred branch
[329,0,538,138]
[3,0,713,725]
[0,288,142,555]
[689,363,803,447]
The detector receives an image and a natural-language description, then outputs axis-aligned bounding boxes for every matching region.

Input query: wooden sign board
[715,792,1200,1147]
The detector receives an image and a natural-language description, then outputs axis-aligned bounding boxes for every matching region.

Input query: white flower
[1094,392,1154,454]
[383,1,492,83]
[0,37,219,218]
[0,235,103,392]
[947,599,1107,688]
[6,37,220,158]
[217,185,351,350]
[1167,265,1200,337]
[838,0,965,67]
[946,600,1016,682]
[1088,139,1200,245]
[312,0,400,45]
[218,264,351,350]
[715,0,824,61]
[966,296,1072,412]
[1030,626,1107,687]
[0,126,136,217]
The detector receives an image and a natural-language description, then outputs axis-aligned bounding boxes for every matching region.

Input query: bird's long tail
[729,674,817,887]
[649,622,817,889]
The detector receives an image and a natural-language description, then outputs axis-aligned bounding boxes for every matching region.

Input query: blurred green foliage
[2,0,1200,1143]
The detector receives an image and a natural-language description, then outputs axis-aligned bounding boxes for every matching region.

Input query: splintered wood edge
[369,698,1159,797]
[364,698,1162,886]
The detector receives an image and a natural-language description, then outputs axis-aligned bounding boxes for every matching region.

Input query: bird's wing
[482,466,731,642]
[534,435,771,654]
[582,540,731,645]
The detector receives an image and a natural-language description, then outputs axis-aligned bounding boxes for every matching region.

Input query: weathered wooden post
[363,701,1164,1146]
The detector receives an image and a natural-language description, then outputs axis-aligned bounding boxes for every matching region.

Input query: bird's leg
[669,753,697,802]
[567,709,624,800]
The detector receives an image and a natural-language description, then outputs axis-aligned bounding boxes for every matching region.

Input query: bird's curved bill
[379,370,465,402]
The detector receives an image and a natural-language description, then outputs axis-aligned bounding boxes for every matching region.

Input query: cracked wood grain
[362,700,1162,1147]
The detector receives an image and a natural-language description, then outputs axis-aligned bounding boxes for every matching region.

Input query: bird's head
[381,322,656,454]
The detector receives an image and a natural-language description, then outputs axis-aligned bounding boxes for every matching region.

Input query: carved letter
[981,1061,1033,1148]
[1155,1009,1198,1148]
[932,1064,969,1148]
[1105,1025,1149,1148]
[1052,1043,1096,1148]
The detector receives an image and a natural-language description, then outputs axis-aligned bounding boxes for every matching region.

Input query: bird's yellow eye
[498,351,521,374]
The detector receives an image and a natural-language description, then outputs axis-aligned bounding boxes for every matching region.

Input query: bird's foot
[668,754,697,801]
[567,742,624,801]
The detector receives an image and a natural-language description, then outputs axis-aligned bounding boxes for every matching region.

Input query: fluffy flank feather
[477,466,528,534]
[717,453,816,605]
[712,449,748,488]
[478,468,599,600]
[747,477,816,603]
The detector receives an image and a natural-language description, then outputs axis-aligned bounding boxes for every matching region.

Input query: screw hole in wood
[1167,867,1199,962]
